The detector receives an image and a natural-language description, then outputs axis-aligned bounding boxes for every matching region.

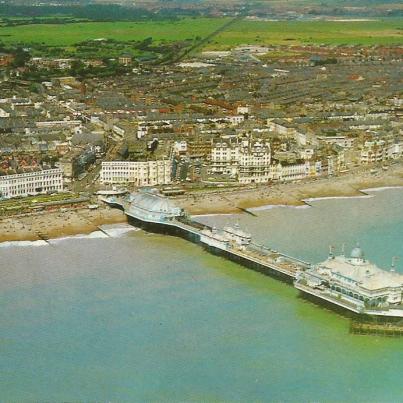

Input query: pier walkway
[174,217,311,279]
[102,193,312,280]
[101,189,403,328]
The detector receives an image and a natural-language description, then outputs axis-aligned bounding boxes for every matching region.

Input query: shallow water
[1,189,403,401]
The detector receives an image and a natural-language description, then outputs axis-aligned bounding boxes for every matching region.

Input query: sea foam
[49,231,109,244]
[98,223,140,237]
[247,204,311,212]
[303,194,374,203]
[0,240,49,248]
[0,224,139,247]
[361,186,403,193]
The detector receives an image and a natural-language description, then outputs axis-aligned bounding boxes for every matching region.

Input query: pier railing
[102,195,311,280]
[249,242,312,269]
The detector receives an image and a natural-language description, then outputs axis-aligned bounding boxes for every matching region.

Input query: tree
[69,60,85,77]
[12,47,30,68]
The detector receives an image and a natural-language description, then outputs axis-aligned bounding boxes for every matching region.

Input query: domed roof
[129,190,181,215]
[351,245,364,259]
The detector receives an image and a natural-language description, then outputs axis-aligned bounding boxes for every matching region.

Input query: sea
[1,188,403,402]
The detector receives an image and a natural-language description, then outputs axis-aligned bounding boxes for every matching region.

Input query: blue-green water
[1,189,403,401]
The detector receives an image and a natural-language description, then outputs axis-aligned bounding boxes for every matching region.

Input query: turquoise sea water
[1,189,403,402]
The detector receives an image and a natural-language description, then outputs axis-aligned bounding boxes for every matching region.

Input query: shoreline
[175,164,403,215]
[0,206,127,244]
[1,164,403,244]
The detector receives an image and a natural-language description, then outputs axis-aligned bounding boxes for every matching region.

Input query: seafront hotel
[0,168,64,199]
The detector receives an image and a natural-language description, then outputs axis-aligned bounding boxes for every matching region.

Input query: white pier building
[295,245,403,317]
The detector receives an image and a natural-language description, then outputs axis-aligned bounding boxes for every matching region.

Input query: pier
[175,216,311,281]
[102,190,310,282]
[101,189,403,329]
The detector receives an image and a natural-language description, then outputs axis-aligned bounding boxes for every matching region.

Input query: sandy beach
[0,206,127,243]
[174,164,403,215]
[2,163,403,243]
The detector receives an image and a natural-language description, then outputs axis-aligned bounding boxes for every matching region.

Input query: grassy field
[207,19,403,48]
[0,17,400,50]
[0,18,230,46]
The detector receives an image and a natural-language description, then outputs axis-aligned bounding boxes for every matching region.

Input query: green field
[208,19,403,47]
[0,17,401,50]
[0,18,230,46]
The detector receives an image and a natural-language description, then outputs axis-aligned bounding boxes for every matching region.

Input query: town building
[0,169,64,199]
[59,158,75,181]
[100,160,172,186]
[118,55,132,66]
[211,138,271,183]
[211,140,240,177]
[388,142,403,160]
[238,139,272,184]
[317,136,355,148]
[0,53,14,67]
[173,141,188,156]
[229,115,245,125]
[360,140,388,164]
[187,139,212,159]
[270,161,310,182]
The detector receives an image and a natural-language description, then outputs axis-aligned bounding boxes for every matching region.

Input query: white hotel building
[100,160,172,186]
[211,138,271,184]
[0,169,64,199]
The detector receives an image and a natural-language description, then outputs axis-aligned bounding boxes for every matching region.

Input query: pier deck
[101,191,403,327]
[175,218,310,280]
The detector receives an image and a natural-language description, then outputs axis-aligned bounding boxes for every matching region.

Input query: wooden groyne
[350,321,403,337]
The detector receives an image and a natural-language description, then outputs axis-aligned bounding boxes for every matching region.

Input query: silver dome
[127,189,183,221]
[351,245,364,259]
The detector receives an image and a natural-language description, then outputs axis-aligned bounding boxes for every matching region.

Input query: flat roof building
[100,160,172,187]
[0,169,63,199]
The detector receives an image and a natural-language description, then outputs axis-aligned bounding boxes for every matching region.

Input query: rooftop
[319,251,403,290]
[127,189,183,218]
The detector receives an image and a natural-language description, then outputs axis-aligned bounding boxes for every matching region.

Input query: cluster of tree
[1,17,85,27]
[12,47,30,67]
[0,4,203,21]
[0,42,12,54]
[73,37,190,65]
[136,37,153,52]
[312,57,337,66]
[20,59,132,81]
[189,105,214,115]
[0,43,31,68]
[307,4,402,17]
[70,59,132,78]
